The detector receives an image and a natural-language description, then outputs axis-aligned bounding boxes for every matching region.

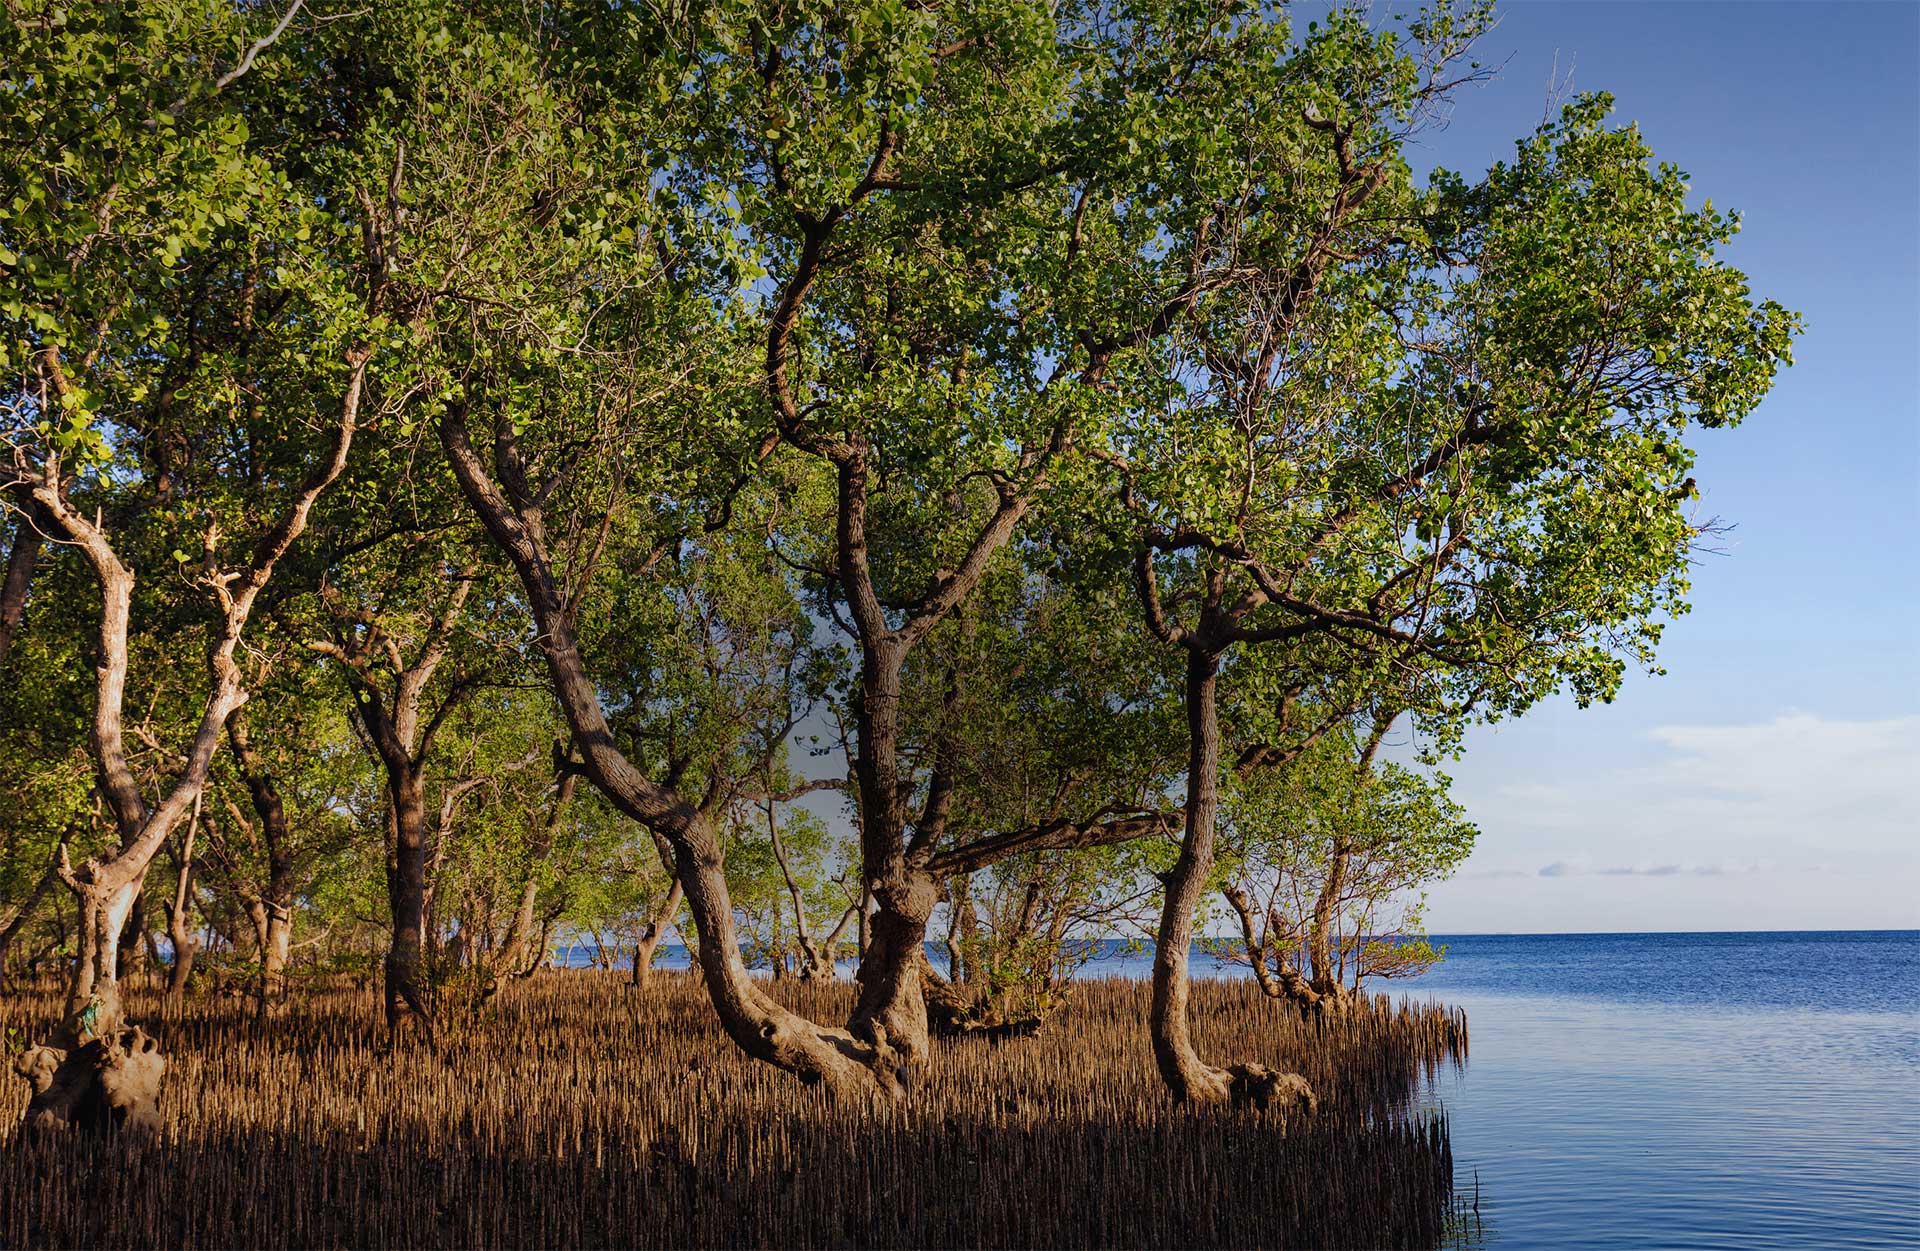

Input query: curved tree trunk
[494,763,576,986]
[1149,648,1315,1115]
[11,341,360,1132]
[443,406,900,1095]
[630,876,684,988]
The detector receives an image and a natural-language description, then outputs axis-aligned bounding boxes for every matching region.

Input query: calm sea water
[1405,931,1920,1251]
[614,931,1920,1248]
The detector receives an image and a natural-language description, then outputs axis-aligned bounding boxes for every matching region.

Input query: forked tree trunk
[11,341,361,1132]
[764,798,853,983]
[16,872,167,1134]
[444,406,904,1095]
[630,876,684,988]
[315,576,477,1044]
[848,865,939,1064]
[494,764,576,984]
[805,904,859,982]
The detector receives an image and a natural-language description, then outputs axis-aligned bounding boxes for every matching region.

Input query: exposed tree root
[15,1025,166,1134]
[922,962,1051,1042]
[1225,1062,1318,1119]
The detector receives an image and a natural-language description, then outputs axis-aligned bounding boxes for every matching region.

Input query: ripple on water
[1427,956,1920,1251]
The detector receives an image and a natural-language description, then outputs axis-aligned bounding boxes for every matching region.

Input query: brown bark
[1148,647,1314,1115]
[383,766,433,1038]
[0,863,55,989]
[0,506,42,664]
[495,761,576,982]
[945,874,974,983]
[10,343,364,1131]
[443,406,899,1095]
[765,799,852,982]
[115,890,150,982]
[165,795,201,1002]
[227,709,297,1009]
[1149,649,1232,1102]
[1222,884,1337,1018]
[808,904,859,983]
[313,573,477,1044]
[762,156,1082,1073]
[630,876,683,989]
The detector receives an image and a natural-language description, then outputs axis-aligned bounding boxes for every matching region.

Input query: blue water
[1405,931,1920,1250]
[597,931,1920,1248]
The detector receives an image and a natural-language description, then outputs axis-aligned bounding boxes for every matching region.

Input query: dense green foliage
[1,0,1794,1095]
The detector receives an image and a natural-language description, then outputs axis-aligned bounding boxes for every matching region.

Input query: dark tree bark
[226,710,297,1011]
[444,406,901,1094]
[0,505,44,665]
[313,573,473,1045]
[0,863,55,989]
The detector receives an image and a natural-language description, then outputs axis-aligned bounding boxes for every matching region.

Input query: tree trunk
[443,406,899,1094]
[115,890,149,983]
[164,794,201,1003]
[848,866,939,1066]
[227,709,297,1012]
[1149,648,1315,1115]
[166,915,197,1000]
[0,863,55,989]
[1308,844,1350,991]
[260,902,292,1006]
[0,507,42,665]
[634,875,684,987]
[946,874,975,983]
[806,904,859,983]
[384,766,434,1042]
[18,869,167,1133]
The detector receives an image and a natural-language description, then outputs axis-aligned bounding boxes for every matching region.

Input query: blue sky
[1396,2,1920,932]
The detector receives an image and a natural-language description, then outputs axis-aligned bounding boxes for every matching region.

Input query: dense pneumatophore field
[1,974,1466,1249]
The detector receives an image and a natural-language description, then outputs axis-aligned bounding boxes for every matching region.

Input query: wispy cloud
[1539,860,1773,878]
[1465,712,1920,868]
[1434,713,1919,930]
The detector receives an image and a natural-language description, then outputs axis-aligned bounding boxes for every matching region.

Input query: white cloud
[1539,858,1776,878]
[1437,712,1920,929]
[1473,712,1919,858]
[1645,713,1920,830]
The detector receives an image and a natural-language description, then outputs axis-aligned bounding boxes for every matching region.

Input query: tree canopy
[1,0,1796,1119]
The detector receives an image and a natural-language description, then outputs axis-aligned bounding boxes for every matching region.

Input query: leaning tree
[1087,49,1798,1100]
[0,1,400,1128]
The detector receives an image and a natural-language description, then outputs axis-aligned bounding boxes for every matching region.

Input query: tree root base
[14,1025,165,1134]
[1225,1063,1317,1117]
